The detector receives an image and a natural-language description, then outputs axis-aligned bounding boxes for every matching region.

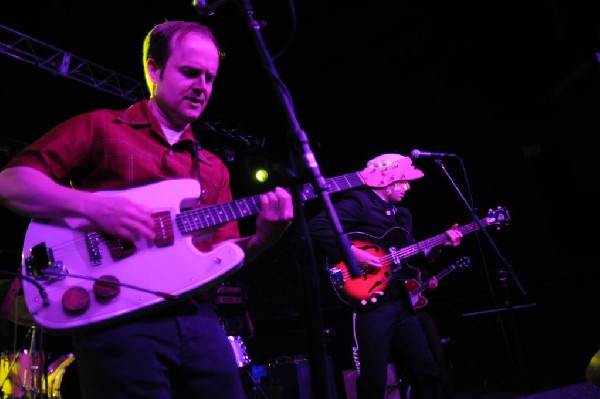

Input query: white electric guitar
[21,171,369,333]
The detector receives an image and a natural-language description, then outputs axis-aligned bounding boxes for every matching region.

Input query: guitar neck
[413,266,450,295]
[436,264,459,281]
[176,172,365,234]
[397,218,488,259]
[411,257,468,297]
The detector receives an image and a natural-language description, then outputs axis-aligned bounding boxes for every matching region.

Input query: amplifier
[268,356,337,399]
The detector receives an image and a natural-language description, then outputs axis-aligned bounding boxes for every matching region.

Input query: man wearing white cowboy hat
[309,153,462,399]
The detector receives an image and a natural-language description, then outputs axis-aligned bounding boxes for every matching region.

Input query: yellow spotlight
[254,168,269,183]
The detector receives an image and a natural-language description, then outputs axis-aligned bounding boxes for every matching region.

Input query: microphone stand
[433,158,530,391]
[233,2,360,398]
[434,159,525,296]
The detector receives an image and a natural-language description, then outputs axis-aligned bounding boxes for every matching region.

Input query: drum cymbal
[8,295,35,327]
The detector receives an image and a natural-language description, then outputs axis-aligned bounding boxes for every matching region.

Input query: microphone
[410,149,457,159]
[192,0,229,16]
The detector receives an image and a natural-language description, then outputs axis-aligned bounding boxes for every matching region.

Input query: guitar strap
[192,141,217,304]
[390,207,425,308]
[193,142,207,203]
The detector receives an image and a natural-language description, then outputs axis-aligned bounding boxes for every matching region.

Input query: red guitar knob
[62,287,90,315]
[93,275,121,302]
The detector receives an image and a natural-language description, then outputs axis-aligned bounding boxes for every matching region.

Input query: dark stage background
[1,1,599,398]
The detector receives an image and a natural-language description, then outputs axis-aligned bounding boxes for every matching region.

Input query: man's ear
[146,58,160,84]
[144,58,160,96]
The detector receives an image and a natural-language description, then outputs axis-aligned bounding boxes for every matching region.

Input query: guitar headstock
[484,206,510,229]
[454,256,471,270]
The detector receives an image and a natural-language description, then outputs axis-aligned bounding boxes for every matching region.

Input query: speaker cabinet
[268,356,337,399]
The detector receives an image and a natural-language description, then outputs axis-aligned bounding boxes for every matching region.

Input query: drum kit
[1,295,75,399]
[3,300,253,399]
[1,284,253,398]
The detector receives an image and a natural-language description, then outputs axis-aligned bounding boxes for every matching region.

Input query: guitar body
[22,179,245,332]
[406,256,471,310]
[405,279,428,310]
[327,228,420,308]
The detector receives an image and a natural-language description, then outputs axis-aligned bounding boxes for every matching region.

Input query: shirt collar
[117,99,205,152]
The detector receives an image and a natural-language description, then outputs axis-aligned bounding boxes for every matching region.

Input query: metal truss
[0,23,264,161]
[0,23,146,102]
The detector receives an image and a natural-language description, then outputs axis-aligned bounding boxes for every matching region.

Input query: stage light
[254,168,269,183]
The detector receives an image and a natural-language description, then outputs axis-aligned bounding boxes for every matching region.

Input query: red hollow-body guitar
[326,207,509,308]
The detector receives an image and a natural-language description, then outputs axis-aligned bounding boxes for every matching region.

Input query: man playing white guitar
[0,20,293,399]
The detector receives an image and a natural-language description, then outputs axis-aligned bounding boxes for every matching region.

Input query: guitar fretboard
[412,256,470,296]
[176,172,365,234]
[396,218,491,260]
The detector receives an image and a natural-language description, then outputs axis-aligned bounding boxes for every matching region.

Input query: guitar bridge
[86,232,103,266]
[25,242,67,283]
[388,246,402,265]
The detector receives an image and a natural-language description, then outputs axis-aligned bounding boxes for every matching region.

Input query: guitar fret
[328,179,345,192]
[205,211,216,227]
[232,199,246,219]
[300,172,364,202]
[178,209,209,232]
[209,204,227,225]
[240,197,261,218]
[329,173,364,192]
[222,202,237,221]
[327,178,343,192]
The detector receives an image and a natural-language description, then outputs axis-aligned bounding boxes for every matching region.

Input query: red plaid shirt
[6,99,240,250]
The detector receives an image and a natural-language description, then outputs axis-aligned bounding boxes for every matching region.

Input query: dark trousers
[72,302,245,399]
[416,310,455,399]
[355,290,441,399]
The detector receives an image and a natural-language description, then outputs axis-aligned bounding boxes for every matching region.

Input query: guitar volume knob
[93,275,120,302]
[62,286,90,315]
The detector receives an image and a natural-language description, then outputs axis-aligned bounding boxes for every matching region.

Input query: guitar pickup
[105,238,137,260]
[153,211,174,247]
